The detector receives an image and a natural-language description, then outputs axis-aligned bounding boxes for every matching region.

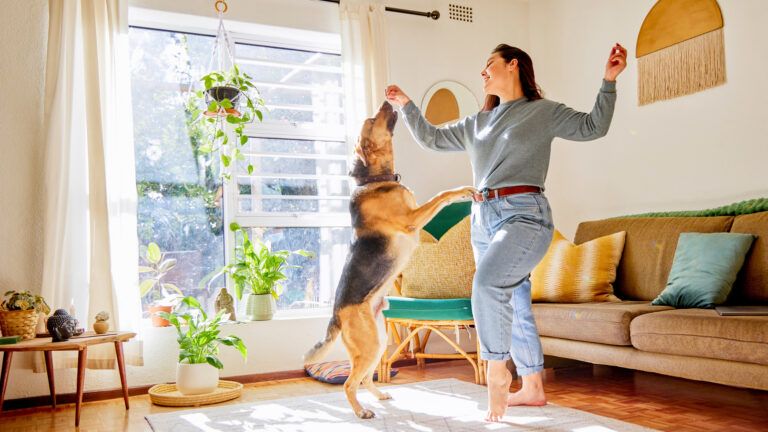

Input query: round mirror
[420,81,479,126]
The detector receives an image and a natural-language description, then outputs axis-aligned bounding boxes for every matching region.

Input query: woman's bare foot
[507,371,547,406]
[485,360,512,422]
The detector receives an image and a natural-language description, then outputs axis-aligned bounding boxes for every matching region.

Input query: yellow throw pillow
[531,230,626,303]
[400,216,475,299]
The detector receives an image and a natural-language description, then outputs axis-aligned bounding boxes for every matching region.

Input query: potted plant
[139,242,184,327]
[158,296,247,395]
[188,65,266,180]
[0,290,51,340]
[225,223,312,320]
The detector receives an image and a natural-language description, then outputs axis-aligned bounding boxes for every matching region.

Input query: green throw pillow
[652,232,755,308]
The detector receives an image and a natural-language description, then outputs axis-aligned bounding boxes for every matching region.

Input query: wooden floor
[1,361,766,431]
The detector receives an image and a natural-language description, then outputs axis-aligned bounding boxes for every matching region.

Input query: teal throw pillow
[652,232,755,308]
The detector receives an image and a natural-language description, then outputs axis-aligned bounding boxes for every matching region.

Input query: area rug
[145,378,657,431]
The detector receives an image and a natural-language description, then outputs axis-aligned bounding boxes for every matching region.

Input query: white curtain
[36,0,142,371]
[339,0,390,146]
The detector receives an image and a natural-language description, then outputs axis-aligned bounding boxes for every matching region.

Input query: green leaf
[221,154,231,167]
[247,164,254,175]
[198,144,213,154]
[207,101,218,113]
[161,283,183,295]
[157,258,177,273]
[255,110,263,121]
[229,222,241,232]
[182,296,202,310]
[220,98,233,109]
[225,115,240,124]
[138,266,154,273]
[240,135,248,145]
[139,279,156,297]
[147,243,161,264]
[206,355,224,369]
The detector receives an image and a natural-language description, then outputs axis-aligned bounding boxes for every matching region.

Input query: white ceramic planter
[245,293,275,320]
[176,362,219,395]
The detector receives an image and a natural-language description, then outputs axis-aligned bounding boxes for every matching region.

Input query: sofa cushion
[531,230,625,303]
[532,301,674,346]
[651,233,755,308]
[630,309,768,365]
[729,211,768,303]
[574,216,734,300]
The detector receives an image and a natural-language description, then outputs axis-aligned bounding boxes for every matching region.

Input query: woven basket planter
[0,309,39,340]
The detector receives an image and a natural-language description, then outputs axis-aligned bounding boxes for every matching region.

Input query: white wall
[2,0,527,400]
[528,0,768,240]
[0,0,47,312]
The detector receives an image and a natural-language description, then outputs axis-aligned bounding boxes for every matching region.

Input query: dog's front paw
[452,186,477,200]
[357,408,376,419]
[378,392,392,400]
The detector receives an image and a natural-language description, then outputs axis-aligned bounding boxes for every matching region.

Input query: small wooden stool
[379,317,486,385]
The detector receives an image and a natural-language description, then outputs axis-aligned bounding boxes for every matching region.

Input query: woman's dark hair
[482,44,542,111]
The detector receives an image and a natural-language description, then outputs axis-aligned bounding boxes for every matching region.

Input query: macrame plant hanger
[202,0,241,118]
[636,0,726,106]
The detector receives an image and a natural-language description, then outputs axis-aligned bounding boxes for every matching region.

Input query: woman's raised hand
[604,43,627,82]
[385,85,411,108]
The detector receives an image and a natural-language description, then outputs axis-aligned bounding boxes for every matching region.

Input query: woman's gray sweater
[399,80,617,191]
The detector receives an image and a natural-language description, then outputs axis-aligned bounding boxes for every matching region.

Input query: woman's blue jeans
[470,192,554,376]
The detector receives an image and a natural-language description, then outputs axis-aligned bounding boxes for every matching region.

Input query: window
[129,14,350,316]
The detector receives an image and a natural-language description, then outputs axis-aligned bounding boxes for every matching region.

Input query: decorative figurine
[93,311,110,334]
[215,287,236,321]
[46,309,78,342]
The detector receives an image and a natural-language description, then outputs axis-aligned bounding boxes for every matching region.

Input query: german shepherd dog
[304,101,475,419]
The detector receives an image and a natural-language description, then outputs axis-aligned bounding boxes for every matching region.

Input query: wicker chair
[378,202,486,385]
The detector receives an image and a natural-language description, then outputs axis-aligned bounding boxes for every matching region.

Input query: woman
[385,43,627,421]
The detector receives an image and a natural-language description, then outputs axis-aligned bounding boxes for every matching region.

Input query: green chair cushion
[423,202,471,240]
[384,297,473,321]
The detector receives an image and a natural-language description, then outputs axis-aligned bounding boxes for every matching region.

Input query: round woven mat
[148,380,243,407]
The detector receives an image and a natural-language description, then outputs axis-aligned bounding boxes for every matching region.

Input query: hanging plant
[187,0,267,180]
[188,66,265,178]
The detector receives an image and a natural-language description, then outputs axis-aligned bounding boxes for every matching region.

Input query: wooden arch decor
[636,0,725,105]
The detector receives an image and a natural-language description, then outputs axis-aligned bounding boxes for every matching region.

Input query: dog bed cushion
[305,360,398,384]
[383,297,473,321]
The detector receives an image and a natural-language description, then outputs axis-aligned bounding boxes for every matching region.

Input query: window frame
[129,7,351,318]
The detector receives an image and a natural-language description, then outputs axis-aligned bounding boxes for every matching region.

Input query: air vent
[448,4,473,23]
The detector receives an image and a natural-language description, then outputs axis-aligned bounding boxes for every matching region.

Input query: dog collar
[355,173,401,186]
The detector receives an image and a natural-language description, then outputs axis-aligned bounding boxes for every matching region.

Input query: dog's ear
[355,143,368,167]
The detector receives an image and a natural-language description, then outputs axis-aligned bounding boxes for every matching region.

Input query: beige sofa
[533,211,768,390]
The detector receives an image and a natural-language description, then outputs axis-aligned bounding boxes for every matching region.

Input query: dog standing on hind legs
[303,101,475,419]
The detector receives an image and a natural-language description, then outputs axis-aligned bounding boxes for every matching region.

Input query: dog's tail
[303,316,341,364]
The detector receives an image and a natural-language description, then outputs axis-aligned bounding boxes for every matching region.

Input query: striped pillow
[531,230,626,303]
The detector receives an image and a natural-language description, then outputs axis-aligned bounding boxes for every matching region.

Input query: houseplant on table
[139,242,184,326]
[225,223,312,320]
[0,290,51,340]
[157,296,247,395]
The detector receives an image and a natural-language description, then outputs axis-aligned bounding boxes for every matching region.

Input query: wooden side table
[0,331,136,426]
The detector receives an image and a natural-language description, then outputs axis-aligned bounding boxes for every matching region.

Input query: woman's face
[481,53,517,95]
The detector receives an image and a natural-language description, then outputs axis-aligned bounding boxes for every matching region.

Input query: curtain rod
[317,0,440,20]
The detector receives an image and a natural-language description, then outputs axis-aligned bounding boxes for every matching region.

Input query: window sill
[140,309,333,330]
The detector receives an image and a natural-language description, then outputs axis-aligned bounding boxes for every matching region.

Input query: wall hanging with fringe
[636,0,725,105]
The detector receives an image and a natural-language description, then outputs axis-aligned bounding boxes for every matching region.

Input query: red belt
[472,185,541,202]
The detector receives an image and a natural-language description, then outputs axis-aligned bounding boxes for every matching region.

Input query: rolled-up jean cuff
[481,351,512,361]
[516,364,544,376]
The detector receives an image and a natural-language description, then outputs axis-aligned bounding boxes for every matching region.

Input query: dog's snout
[380,101,393,113]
